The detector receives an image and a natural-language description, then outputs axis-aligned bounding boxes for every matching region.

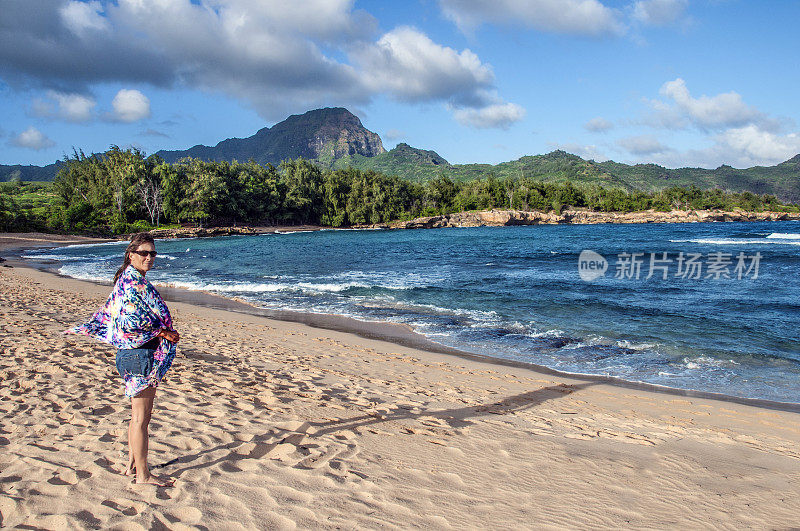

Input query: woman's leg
[129,386,170,486]
[125,451,135,476]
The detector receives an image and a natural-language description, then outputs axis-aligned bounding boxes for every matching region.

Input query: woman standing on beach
[67,232,179,486]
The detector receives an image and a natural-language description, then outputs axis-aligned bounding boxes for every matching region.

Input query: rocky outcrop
[356,209,800,230]
[147,226,258,239]
[156,108,385,166]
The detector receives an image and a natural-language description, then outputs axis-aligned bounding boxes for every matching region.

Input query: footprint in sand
[101,498,144,517]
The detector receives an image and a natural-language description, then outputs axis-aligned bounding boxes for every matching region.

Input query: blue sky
[1,0,799,169]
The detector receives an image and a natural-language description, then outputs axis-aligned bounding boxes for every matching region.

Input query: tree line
[1,146,796,233]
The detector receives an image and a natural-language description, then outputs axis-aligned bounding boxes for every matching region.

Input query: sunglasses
[131,250,157,258]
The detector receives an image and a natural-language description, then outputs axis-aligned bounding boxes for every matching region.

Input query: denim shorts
[116,338,159,378]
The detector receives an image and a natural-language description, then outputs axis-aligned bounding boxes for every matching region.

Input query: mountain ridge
[155,107,385,166]
[2,107,798,202]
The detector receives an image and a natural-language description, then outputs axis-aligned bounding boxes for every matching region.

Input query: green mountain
[2,106,798,203]
[337,146,800,202]
[0,161,65,183]
[155,107,385,165]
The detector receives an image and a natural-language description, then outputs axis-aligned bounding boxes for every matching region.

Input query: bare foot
[134,474,173,487]
[123,462,135,476]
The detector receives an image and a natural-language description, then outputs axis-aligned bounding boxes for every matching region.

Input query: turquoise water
[28,221,800,403]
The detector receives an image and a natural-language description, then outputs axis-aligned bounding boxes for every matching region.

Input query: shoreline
[8,233,800,414]
[358,207,800,229]
[1,205,798,254]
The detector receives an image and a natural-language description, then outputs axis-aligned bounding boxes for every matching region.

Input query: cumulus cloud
[617,134,670,155]
[10,126,56,150]
[32,90,96,122]
[632,0,688,26]
[0,0,173,88]
[716,126,800,163]
[0,0,517,127]
[647,78,773,131]
[618,125,800,169]
[111,89,150,122]
[584,117,613,132]
[628,77,800,167]
[354,26,493,105]
[59,0,110,37]
[354,27,523,127]
[451,102,526,129]
[438,0,624,36]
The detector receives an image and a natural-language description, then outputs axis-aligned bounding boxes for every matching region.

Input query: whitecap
[669,238,800,245]
[766,232,800,239]
[155,280,288,293]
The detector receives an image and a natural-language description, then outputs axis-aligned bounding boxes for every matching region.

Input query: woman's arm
[157,329,180,343]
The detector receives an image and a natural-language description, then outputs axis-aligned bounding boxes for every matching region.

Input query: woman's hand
[158,329,180,343]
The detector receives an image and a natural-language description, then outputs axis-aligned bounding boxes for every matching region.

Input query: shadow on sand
[166,382,597,478]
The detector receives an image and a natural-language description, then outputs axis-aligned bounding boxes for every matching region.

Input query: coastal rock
[356,209,800,230]
[148,226,258,239]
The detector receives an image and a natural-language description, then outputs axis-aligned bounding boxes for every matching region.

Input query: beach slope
[1,265,799,528]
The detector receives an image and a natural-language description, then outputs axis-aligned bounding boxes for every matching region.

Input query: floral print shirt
[67,265,177,397]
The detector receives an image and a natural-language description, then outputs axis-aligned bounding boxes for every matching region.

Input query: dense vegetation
[1,147,797,234]
[336,149,800,203]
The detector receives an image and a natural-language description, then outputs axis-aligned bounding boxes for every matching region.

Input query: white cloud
[649,78,769,131]
[621,126,800,169]
[59,0,110,37]
[438,0,624,36]
[2,1,518,127]
[33,91,96,122]
[112,89,151,122]
[108,0,371,117]
[354,26,523,129]
[584,117,613,132]
[632,0,688,26]
[617,134,670,155]
[10,126,56,150]
[451,102,526,129]
[716,126,800,162]
[355,26,493,104]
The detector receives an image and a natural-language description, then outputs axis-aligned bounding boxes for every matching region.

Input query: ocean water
[26,221,800,404]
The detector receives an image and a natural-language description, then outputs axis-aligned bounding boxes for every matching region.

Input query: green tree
[280,159,323,224]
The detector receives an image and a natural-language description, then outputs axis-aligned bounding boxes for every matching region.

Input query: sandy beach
[1,243,800,528]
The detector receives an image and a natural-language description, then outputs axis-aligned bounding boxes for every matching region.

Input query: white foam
[617,339,657,350]
[23,254,79,261]
[766,232,800,239]
[362,298,500,322]
[156,280,288,293]
[57,265,111,282]
[58,240,127,250]
[296,281,371,292]
[682,355,740,370]
[670,238,800,245]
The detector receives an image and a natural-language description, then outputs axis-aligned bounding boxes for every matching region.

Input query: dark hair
[113,232,156,284]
